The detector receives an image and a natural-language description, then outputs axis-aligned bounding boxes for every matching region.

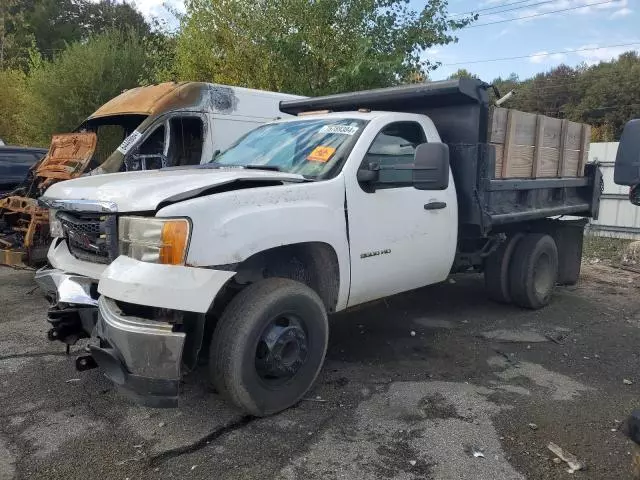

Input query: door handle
[424,201,447,210]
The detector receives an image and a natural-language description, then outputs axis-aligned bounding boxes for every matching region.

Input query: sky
[130,0,638,82]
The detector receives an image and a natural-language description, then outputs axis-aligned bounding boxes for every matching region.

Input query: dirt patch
[481,329,549,343]
[0,435,16,480]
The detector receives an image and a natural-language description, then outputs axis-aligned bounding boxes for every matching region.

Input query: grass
[582,234,633,264]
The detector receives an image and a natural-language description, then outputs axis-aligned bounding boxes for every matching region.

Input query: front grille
[58,212,117,264]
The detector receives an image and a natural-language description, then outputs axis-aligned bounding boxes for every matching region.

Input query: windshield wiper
[243,165,281,172]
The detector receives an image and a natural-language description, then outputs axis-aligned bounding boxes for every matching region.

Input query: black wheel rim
[533,252,553,297]
[255,314,309,385]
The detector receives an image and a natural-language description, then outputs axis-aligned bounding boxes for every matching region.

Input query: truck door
[345,120,458,307]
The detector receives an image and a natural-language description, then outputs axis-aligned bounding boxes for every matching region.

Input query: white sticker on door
[117,130,143,155]
[318,125,360,136]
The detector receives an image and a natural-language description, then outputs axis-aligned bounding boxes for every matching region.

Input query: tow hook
[46,306,91,346]
[75,354,98,372]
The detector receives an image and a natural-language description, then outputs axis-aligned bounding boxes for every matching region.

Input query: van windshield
[210,118,366,178]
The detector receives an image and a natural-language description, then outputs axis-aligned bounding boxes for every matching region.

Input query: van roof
[89,82,304,120]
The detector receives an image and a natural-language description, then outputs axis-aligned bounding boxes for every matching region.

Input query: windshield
[210,118,366,177]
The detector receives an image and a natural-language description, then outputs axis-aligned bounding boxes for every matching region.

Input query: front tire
[508,233,559,310]
[210,278,328,416]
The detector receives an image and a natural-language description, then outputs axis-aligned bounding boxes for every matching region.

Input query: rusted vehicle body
[0,82,303,266]
[0,134,97,266]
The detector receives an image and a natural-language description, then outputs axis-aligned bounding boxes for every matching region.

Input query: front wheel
[210,278,328,416]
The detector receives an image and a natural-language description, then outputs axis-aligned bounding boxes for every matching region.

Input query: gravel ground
[1,263,640,480]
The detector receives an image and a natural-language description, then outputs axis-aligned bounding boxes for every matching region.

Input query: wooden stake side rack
[489,108,591,179]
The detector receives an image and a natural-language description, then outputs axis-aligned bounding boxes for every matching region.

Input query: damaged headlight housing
[48,209,65,238]
[118,217,191,265]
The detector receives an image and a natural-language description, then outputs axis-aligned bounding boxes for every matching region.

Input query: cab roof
[89,82,303,120]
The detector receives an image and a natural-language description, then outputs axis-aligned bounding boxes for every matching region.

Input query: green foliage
[1,0,150,71]
[467,52,640,140]
[2,0,638,148]
[582,234,631,264]
[0,69,29,144]
[139,19,179,85]
[20,29,149,146]
[448,68,478,80]
[175,0,473,95]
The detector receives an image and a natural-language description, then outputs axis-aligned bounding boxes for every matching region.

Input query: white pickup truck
[36,79,601,415]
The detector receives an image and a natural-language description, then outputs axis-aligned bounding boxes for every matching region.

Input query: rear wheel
[508,233,558,310]
[210,278,328,416]
[484,233,524,304]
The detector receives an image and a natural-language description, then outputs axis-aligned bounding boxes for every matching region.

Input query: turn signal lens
[119,216,190,265]
[159,220,190,265]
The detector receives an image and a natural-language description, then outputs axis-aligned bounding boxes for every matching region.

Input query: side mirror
[357,166,378,184]
[412,143,450,190]
[630,184,640,206]
[614,119,640,186]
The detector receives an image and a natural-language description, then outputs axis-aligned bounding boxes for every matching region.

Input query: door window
[139,125,166,156]
[169,116,204,166]
[125,125,166,171]
[362,122,426,188]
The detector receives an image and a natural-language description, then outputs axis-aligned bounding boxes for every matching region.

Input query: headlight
[49,209,65,238]
[119,217,190,265]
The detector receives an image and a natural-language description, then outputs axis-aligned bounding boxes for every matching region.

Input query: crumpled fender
[98,255,235,313]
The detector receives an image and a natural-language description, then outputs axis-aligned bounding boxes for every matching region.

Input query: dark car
[0,146,48,195]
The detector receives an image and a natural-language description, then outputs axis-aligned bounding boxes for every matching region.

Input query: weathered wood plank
[512,111,537,146]
[507,145,535,177]
[565,121,583,151]
[500,109,518,178]
[538,147,562,177]
[557,119,569,176]
[577,124,591,177]
[541,117,563,149]
[488,107,590,179]
[488,107,508,144]
[494,144,503,178]
[561,149,580,177]
[532,115,545,178]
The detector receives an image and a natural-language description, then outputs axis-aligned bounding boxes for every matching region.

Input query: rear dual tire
[485,233,559,310]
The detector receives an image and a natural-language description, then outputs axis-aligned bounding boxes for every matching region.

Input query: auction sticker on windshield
[307,146,336,162]
[318,125,359,136]
[117,130,143,155]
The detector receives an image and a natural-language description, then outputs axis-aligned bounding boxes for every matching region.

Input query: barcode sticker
[117,130,143,154]
[318,125,359,136]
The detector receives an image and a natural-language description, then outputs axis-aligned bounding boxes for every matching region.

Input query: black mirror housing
[357,167,378,183]
[614,119,640,186]
[412,143,450,190]
[630,184,640,206]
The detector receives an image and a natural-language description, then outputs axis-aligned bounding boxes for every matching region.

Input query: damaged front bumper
[34,266,99,345]
[90,257,235,407]
[92,296,186,407]
[37,253,236,407]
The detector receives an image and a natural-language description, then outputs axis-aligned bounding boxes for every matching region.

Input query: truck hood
[41,167,306,212]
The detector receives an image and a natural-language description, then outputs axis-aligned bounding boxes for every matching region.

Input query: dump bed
[280,78,601,237]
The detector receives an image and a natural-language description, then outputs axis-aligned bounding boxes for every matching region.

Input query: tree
[0,69,28,143]
[1,0,151,69]
[0,0,35,70]
[448,68,478,80]
[175,0,474,95]
[566,52,640,139]
[20,29,150,146]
